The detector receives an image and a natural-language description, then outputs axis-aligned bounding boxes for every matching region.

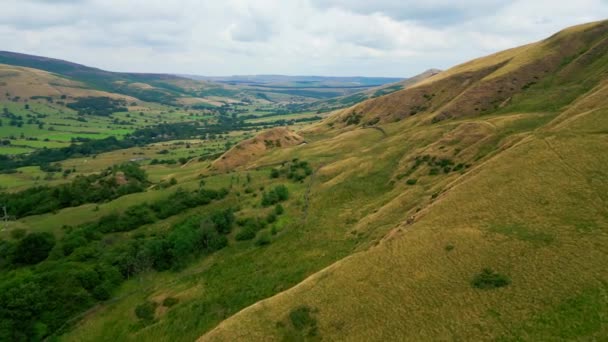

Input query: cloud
[310,0,512,25]
[0,0,607,76]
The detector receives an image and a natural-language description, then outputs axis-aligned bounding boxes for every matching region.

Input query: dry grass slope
[211,127,305,172]
[328,20,608,127]
[0,64,137,101]
[198,20,608,341]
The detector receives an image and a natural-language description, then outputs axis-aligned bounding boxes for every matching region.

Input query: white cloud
[0,0,607,76]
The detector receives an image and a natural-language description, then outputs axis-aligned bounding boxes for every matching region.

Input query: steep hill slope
[325,20,608,128]
[198,20,608,341]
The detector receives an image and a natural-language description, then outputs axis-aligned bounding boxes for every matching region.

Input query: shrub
[255,232,271,246]
[162,297,179,307]
[270,168,280,178]
[92,283,112,301]
[289,305,317,331]
[235,228,257,241]
[210,208,235,234]
[266,212,277,223]
[274,204,284,215]
[135,301,157,322]
[406,179,417,185]
[471,268,511,289]
[261,185,289,206]
[9,229,26,240]
[13,232,55,265]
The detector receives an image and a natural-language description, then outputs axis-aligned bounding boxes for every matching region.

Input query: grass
[471,268,511,289]
[501,285,608,340]
[198,96,608,341]
[488,223,554,246]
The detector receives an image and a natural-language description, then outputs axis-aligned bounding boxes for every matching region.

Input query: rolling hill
[183,74,404,101]
[0,51,222,105]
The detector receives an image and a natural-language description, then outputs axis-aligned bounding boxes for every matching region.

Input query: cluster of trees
[0,163,148,218]
[71,187,228,240]
[117,210,233,275]
[406,155,471,177]
[261,185,289,207]
[270,160,313,182]
[66,97,128,116]
[0,188,231,341]
[235,204,284,241]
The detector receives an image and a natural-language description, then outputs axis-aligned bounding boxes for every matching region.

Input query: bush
[92,283,112,300]
[289,305,317,331]
[266,212,277,223]
[261,185,289,207]
[270,168,280,178]
[406,179,417,185]
[471,268,511,289]
[135,301,157,322]
[274,204,284,215]
[235,227,257,241]
[210,208,235,234]
[13,232,55,265]
[162,297,179,307]
[255,232,271,246]
[9,229,26,240]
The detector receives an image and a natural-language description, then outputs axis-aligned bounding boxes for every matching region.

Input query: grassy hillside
[324,20,608,128]
[0,51,221,105]
[197,20,608,341]
[1,20,607,342]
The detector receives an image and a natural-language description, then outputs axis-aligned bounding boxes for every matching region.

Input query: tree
[14,232,55,265]
[135,301,157,323]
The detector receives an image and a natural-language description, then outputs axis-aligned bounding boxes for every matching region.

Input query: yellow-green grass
[196,102,608,341]
[58,167,352,342]
[54,108,537,341]
[52,56,608,341]
[8,139,70,148]
[2,100,596,342]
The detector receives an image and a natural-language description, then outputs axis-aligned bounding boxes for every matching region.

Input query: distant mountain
[181,74,405,101]
[306,68,442,112]
[183,74,403,88]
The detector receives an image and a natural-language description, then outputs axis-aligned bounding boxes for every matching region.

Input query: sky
[1,0,607,77]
